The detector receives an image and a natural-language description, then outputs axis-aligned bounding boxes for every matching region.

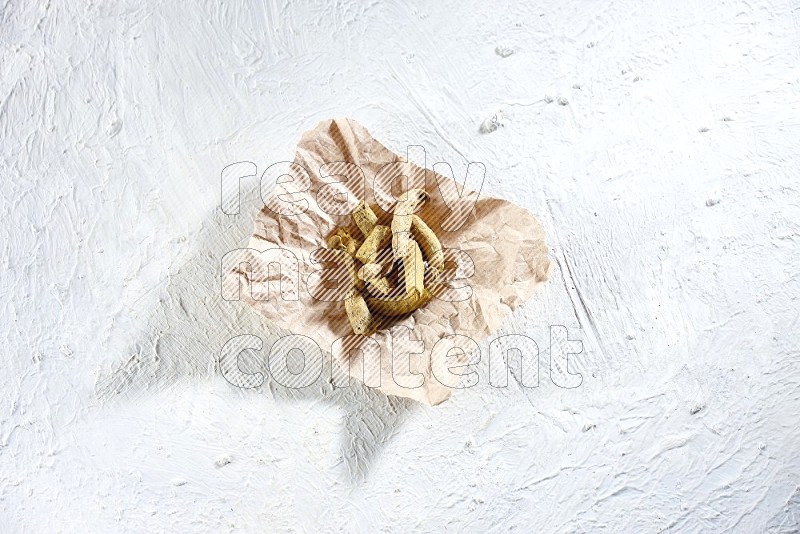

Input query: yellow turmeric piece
[355,224,392,264]
[328,189,443,334]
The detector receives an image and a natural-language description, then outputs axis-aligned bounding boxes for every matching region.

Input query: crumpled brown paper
[228,118,550,405]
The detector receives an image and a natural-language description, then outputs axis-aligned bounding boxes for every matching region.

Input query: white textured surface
[2,0,799,531]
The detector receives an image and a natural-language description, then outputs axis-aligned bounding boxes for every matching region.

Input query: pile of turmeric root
[327,188,444,335]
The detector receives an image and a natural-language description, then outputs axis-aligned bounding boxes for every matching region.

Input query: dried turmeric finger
[326,235,342,250]
[347,252,366,294]
[411,215,444,276]
[351,200,378,238]
[345,292,376,335]
[400,239,425,298]
[391,230,414,262]
[334,190,439,332]
[358,261,396,297]
[357,262,384,282]
[327,233,364,293]
[395,188,429,216]
[366,276,394,296]
[391,188,429,258]
[355,224,392,264]
[327,227,360,257]
[372,247,396,276]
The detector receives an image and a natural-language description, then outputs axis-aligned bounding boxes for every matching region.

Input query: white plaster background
[2,0,799,531]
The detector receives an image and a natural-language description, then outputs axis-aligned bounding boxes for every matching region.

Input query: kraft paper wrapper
[229,118,551,406]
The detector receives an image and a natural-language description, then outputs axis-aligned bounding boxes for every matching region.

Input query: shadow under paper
[95,182,414,483]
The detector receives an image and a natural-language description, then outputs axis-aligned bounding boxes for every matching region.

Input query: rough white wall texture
[2,0,799,531]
